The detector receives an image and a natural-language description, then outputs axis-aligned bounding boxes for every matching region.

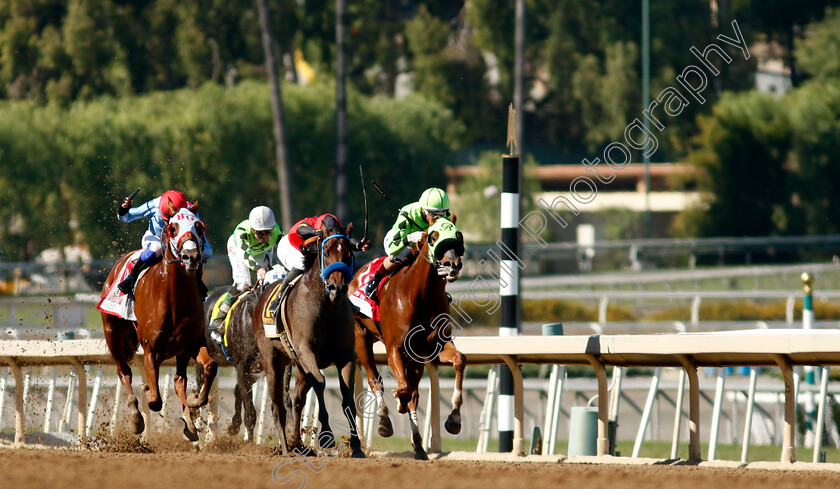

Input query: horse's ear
[428,230,439,246]
[345,222,353,238]
[456,231,464,242]
[450,213,457,225]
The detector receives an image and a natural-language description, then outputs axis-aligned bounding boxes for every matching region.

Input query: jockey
[117,190,213,297]
[209,206,283,344]
[269,213,369,313]
[363,187,450,300]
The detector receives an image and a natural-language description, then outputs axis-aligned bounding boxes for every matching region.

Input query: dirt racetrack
[3,443,840,489]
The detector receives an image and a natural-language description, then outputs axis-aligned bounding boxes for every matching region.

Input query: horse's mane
[302,249,317,269]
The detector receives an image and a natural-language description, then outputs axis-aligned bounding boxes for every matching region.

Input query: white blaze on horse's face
[441,249,463,283]
[168,209,204,272]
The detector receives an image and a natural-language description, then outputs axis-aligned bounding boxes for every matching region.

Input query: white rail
[3,331,840,463]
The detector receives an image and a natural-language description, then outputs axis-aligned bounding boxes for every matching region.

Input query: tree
[730,0,839,86]
[672,91,793,237]
[795,7,840,80]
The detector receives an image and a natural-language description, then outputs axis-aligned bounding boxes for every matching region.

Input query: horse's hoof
[129,412,145,435]
[181,418,199,442]
[378,416,394,438]
[317,431,336,449]
[414,448,429,461]
[148,398,162,412]
[352,449,367,458]
[186,392,204,408]
[226,422,240,437]
[445,410,462,435]
[182,407,199,442]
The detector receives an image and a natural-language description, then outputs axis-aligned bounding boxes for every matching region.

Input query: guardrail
[465,234,840,272]
[2,331,840,464]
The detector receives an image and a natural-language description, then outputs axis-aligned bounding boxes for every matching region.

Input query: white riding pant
[276,234,306,274]
[141,230,163,256]
[226,235,272,291]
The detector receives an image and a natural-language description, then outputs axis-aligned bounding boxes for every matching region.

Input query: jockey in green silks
[363,187,451,300]
[209,206,283,344]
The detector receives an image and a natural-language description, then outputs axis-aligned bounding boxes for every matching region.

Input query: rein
[165,232,201,265]
[318,234,353,287]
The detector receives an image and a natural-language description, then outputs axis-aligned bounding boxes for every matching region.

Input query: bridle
[164,220,205,267]
[413,233,463,278]
[318,233,354,290]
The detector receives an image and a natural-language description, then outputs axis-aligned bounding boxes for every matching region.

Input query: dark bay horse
[348,217,466,460]
[254,221,365,458]
[101,209,217,441]
[201,287,262,441]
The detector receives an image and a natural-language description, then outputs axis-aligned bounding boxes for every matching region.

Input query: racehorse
[254,220,365,458]
[348,217,466,460]
[101,208,217,441]
[200,287,262,441]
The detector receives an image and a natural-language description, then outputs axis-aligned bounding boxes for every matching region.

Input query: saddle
[97,251,156,321]
[261,274,304,362]
[349,256,393,320]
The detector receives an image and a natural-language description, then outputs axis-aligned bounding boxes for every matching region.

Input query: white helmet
[249,206,276,231]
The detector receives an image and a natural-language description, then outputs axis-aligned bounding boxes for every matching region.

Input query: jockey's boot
[118,255,152,296]
[364,267,387,301]
[209,291,234,344]
[269,267,304,316]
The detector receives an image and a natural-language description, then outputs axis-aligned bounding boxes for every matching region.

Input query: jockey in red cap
[116,189,212,297]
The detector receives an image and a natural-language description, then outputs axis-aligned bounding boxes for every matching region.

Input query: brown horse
[348,217,466,460]
[254,220,365,457]
[101,209,217,441]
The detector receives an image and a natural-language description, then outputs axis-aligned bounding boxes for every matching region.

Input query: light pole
[642,0,651,238]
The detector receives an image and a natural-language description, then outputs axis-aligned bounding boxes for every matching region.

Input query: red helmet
[159,190,188,219]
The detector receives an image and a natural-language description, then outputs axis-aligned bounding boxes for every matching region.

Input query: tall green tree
[673,91,793,237]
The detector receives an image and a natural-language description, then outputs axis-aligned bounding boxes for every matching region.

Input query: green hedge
[0,81,461,259]
[650,299,840,322]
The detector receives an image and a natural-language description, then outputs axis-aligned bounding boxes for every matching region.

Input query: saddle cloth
[349,256,391,321]
[96,250,146,321]
[261,273,303,335]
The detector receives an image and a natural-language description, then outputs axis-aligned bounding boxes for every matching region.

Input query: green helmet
[419,187,449,212]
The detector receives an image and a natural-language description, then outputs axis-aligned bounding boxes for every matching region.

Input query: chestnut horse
[348,217,466,460]
[254,221,365,457]
[101,209,217,441]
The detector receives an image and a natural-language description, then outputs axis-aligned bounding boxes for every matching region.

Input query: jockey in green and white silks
[209,206,283,343]
[364,187,451,300]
